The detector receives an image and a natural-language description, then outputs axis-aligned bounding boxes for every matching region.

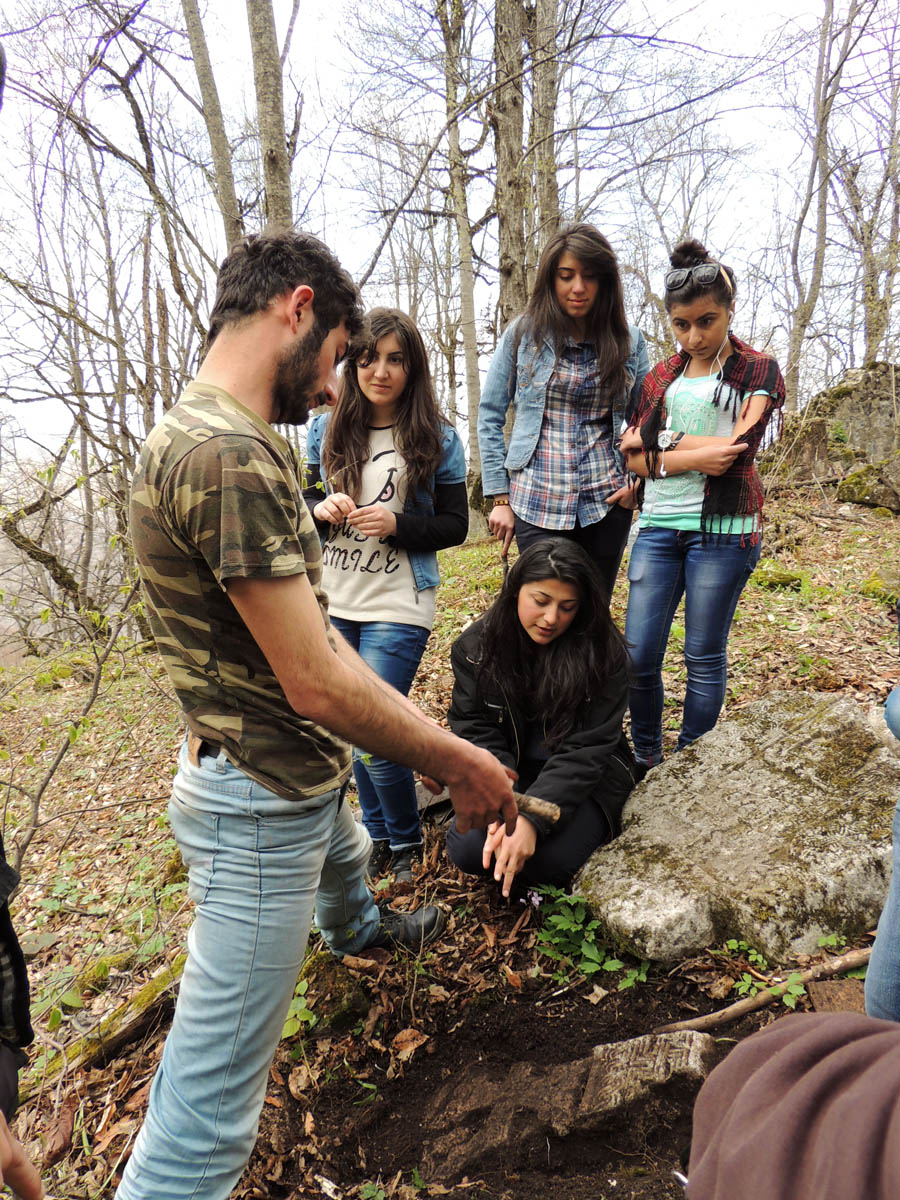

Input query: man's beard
[270,321,327,425]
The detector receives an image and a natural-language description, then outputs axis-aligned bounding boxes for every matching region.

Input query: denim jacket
[477,320,649,499]
[306,412,467,592]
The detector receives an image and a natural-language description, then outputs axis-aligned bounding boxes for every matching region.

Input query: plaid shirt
[509,340,624,529]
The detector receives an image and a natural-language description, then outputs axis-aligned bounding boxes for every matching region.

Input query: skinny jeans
[513,503,633,602]
[625,527,760,765]
[329,617,430,850]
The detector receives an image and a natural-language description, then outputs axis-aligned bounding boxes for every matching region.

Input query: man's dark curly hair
[206,230,363,348]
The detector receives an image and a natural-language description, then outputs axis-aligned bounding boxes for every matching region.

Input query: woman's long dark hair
[322,308,444,501]
[664,238,736,312]
[512,223,631,398]
[477,539,626,749]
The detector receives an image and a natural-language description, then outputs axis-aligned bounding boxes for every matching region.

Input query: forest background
[0,0,897,673]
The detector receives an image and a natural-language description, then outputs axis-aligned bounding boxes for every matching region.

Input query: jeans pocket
[168,796,216,906]
[627,552,645,583]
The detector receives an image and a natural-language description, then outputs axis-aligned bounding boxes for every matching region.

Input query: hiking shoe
[367,838,391,877]
[366,904,447,952]
[389,844,423,883]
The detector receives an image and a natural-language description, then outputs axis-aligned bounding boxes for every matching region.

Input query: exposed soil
[234,842,776,1200]
[17,490,894,1199]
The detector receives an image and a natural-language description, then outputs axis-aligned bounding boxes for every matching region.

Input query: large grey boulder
[577,693,900,963]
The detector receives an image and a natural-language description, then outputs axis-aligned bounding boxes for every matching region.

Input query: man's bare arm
[226,574,517,833]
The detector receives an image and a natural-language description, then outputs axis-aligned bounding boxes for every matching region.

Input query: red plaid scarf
[634,335,784,541]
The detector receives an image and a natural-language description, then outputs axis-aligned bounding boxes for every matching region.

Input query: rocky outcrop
[808,363,900,464]
[577,693,900,963]
[837,450,900,512]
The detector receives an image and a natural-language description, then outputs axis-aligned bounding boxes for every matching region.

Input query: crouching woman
[445,540,638,897]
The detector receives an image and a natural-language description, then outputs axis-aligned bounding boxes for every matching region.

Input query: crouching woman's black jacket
[448,620,638,842]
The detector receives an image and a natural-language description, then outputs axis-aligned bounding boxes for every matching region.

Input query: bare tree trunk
[828,13,900,370]
[436,0,486,510]
[526,0,560,249]
[784,0,873,408]
[245,0,293,230]
[492,0,528,327]
[837,157,900,366]
[182,0,243,247]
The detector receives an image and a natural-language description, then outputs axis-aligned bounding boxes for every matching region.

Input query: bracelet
[492,498,510,507]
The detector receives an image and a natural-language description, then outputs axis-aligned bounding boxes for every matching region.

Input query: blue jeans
[866,684,900,1021]
[116,742,379,1200]
[330,617,430,848]
[625,528,761,764]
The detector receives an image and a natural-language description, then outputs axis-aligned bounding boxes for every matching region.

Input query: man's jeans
[116,741,379,1200]
[865,685,900,1021]
[330,617,430,849]
[625,528,761,764]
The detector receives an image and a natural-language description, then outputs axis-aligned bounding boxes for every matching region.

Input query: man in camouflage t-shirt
[120,232,518,1200]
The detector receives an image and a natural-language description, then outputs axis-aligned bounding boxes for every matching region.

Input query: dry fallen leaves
[391,1027,430,1062]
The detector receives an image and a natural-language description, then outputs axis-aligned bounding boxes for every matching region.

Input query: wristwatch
[658,429,677,450]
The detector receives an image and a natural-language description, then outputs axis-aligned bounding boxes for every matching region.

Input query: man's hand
[227,574,519,836]
[481,817,537,897]
[444,743,518,836]
[487,502,515,555]
[346,504,397,538]
[0,1111,42,1200]
[313,492,356,524]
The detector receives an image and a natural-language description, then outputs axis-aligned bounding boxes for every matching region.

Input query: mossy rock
[299,950,370,1032]
[836,456,900,511]
[838,464,883,504]
[861,572,900,607]
[577,693,900,963]
[751,559,804,591]
[161,848,187,886]
[829,446,863,471]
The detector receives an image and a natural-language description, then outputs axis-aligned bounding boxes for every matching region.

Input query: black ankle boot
[366,903,447,952]
[389,844,423,883]
[367,839,391,877]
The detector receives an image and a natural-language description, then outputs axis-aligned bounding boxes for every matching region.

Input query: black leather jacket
[448,620,637,839]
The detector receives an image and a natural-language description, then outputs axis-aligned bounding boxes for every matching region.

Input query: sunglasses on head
[664,263,733,294]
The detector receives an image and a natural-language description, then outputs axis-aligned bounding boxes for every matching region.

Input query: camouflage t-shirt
[130,383,351,801]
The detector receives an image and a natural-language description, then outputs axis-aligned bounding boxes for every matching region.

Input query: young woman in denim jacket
[478,223,648,599]
[304,309,468,880]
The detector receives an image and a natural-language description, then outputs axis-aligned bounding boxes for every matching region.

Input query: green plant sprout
[281,978,317,1039]
[533,886,650,990]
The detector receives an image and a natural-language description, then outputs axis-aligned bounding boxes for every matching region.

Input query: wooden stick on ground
[655,947,872,1034]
